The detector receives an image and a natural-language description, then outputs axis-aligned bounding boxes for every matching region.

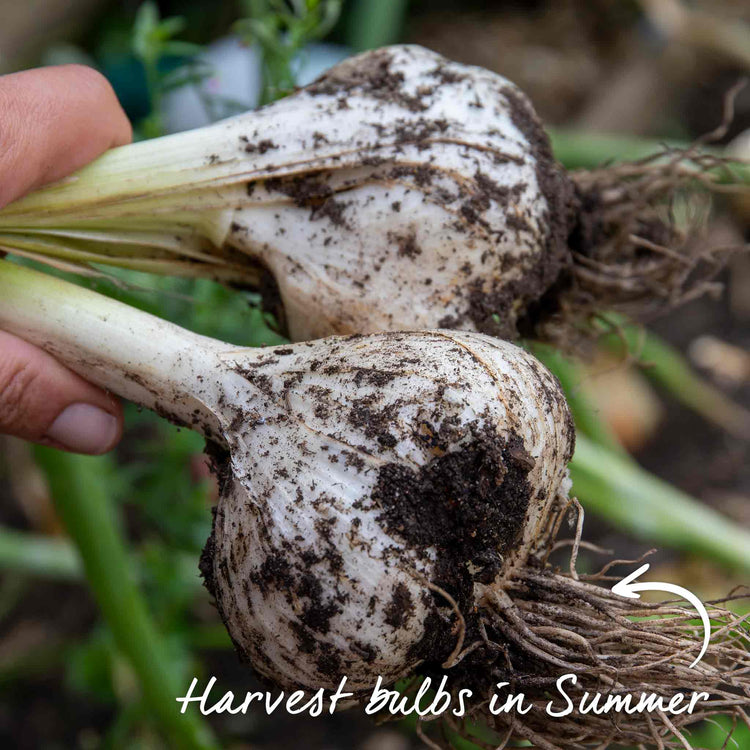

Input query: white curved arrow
[612,563,710,668]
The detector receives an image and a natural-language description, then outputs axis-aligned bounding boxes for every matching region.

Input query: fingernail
[46,403,119,454]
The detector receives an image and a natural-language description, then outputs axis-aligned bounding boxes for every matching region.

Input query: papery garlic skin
[203,331,574,693]
[0,46,574,343]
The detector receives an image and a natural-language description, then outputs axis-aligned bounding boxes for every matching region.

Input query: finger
[0,65,132,208]
[0,330,122,454]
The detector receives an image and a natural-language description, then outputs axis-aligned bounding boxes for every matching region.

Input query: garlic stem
[0,260,228,441]
[35,448,218,750]
[0,125,239,239]
[570,436,750,572]
[548,128,750,185]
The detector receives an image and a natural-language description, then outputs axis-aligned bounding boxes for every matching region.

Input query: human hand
[0,65,131,454]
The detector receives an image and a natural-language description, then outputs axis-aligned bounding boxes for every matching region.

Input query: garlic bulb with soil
[0,45,700,344]
[2,261,748,749]
[0,260,573,694]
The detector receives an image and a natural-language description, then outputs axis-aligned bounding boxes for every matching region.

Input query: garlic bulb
[0,260,574,695]
[224,45,574,341]
[0,45,574,342]
[203,331,573,693]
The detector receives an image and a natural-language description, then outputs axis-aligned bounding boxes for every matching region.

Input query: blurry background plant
[234,0,342,104]
[0,0,748,748]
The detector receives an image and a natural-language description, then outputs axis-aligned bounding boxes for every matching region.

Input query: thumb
[0,330,122,454]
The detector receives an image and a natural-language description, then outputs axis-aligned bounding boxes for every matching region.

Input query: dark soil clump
[373,429,532,560]
[464,87,578,340]
[372,423,535,667]
[307,48,429,113]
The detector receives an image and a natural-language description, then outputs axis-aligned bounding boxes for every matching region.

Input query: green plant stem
[34,448,218,750]
[548,128,750,185]
[0,523,204,590]
[599,317,750,440]
[346,0,408,51]
[533,340,750,570]
[0,526,83,581]
[570,435,750,573]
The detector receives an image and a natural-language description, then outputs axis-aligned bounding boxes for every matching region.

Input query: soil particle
[266,174,333,207]
[347,398,402,453]
[290,621,317,654]
[343,451,366,471]
[428,64,469,86]
[389,164,434,187]
[307,48,429,113]
[242,138,278,154]
[506,212,533,235]
[299,572,343,634]
[388,230,422,259]
[393,117,450,145]
[251,553,294,597]
[265,174,351,229]
[315,648,342,679]
[312,196,350,229]
[459,201,490,232]
[474,170,527,207]
[204,440,233,500]
[199,509,219,598]
[377,433,398,449]
[384,582,415,629]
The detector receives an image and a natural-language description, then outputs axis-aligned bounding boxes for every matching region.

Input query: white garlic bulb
[0,262,574,695]
[203,330,574,693]
[223,45,574,342]
[0,45,575,343]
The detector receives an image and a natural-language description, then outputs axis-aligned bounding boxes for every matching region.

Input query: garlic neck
[0,260,234,442]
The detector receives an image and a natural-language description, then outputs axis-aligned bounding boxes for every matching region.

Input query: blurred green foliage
[132,1,212,138]
[235,0,343,104]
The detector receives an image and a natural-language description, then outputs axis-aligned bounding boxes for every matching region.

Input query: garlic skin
[203,331,574,693]
[0,45,574,343]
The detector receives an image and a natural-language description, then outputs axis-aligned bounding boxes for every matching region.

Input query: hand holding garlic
[0,64,131,453]
[0,47,744,750]
[0,44,716,349]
